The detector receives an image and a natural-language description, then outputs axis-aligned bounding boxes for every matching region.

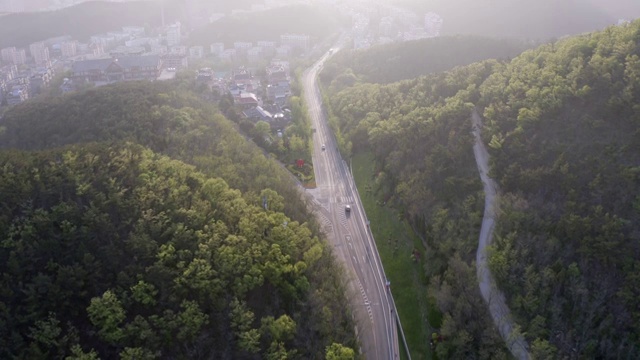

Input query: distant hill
[321,35,532,85]
[188,4,345,47]
[172,0,262,14]
[0,1,179,48]
[586,0,640,20]
[394,0,620,40]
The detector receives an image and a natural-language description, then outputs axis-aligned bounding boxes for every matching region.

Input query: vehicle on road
[321,144,326,150]
[345,204,351,212]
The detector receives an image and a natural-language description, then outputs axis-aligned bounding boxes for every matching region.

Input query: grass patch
[351,152,432,360]
[286,163,316,188]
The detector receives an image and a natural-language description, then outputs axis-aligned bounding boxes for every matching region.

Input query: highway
[302,46,400,359]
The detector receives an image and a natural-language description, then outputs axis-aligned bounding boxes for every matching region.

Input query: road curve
[302,45,399,359]
[472,108,530,360]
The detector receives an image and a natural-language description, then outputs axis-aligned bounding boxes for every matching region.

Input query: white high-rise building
[166,22,182,46]
[29,42,50,66]
[210,43,224,55]
[280,34,309,51]
[1,47,16,64]
[1,47,26,65]
[189,46,204,59]
[61,41,78,58]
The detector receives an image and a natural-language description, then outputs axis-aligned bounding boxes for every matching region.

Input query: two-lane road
[303,47,399,359]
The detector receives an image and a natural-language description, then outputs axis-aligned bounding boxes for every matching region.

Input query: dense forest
[321,35,532,85]
[0,81,356,358]
[188,4,345,47]
[0,80,311,222]
[326,20,640,358]
[0,1,178,49]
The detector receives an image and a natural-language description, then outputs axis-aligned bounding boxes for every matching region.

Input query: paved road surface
[303,46,399,360]
[472,109,530,360]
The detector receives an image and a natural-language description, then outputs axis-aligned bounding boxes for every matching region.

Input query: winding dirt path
[472,108,530,360]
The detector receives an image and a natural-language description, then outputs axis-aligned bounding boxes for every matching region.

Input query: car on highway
[345,204,351,212]
[321,144,326,150]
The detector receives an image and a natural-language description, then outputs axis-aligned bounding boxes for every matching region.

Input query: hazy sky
[392,0,640,39]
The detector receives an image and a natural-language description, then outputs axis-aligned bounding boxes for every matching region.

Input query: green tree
[325,343,354,360]
[87,291,126,344]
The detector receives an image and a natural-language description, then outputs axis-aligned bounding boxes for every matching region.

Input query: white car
[345,205,351,212]
[321,144,326,150]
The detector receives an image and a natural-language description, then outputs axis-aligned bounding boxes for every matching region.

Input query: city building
[266,64,288,83]
[1,47,27,65]
[169,46,187,56]
[1,47,14,64]
[60,41,78,58]
[122,26,145,36]
[6,82,29,106]
[379,16,396,38]
[233,42,253,56]
[0,0,22,12]
[29,42,50,66]
[247,47,263,63]
[90,34,117,48]
[125,37,157,48]
[110,46,146,57]
[107,31,131,43]
[276,45,291,58]
[71,55,162,85]
[233,91,259,109]
[161,53,188,69]
[166,22,182,46]
[257,40,276,56]
[149,44,168,55]
[270,59,290,72]
[280,34,309,51]
[60,78,74,93]
[189,46,204,59]
[30,67,54,96]
[220,49,237,62]
[210,43,224,56]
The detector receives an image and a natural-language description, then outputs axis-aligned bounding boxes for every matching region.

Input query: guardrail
[346,160,412,360]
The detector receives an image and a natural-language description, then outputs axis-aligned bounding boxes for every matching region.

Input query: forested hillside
[0,81,309,222]
[0,1,177,48]
[0,82,356,358]
[321,35,531,84]
[327,20,640,358]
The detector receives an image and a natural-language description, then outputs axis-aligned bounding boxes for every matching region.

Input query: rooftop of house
[234,92,259,104]
[71,58,114,72]
[117,55,160,68]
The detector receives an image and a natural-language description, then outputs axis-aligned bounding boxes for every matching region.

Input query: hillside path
[472,108,531,360]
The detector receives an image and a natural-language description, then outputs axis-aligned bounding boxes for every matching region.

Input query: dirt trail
[472,108,530,360]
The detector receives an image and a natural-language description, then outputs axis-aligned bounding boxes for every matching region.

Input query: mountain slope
[326,20,640,358]
[0,81,308,222]
[321,35,531,85]
[0,143,353,358]
[0,81,357,358]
